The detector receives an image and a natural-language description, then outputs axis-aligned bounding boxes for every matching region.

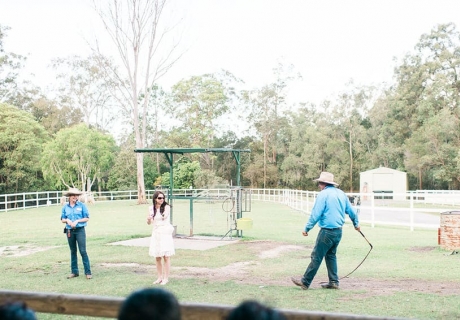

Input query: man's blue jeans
[302,228,342,287]
[67,227,91,275]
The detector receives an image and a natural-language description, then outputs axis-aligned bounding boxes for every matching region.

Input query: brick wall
[439,211,460,250]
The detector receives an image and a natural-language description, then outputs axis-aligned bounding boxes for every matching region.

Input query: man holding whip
[291,172,360,290]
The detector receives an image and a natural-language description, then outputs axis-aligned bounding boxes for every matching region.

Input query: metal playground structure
[134,148,252,238]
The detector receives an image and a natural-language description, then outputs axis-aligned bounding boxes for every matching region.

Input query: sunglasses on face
[157,197,164,200]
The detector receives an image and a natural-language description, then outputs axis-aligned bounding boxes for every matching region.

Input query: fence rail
[0,189,233,211]
[0,290,402,320]
[1,188,458,230]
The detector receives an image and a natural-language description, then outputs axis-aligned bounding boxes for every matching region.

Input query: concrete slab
[110,235,239,251]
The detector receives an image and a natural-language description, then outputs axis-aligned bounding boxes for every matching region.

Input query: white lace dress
[148,205,175,257]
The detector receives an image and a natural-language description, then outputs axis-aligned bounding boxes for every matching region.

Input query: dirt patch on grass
[101,262,141,268]
[225,240,307,258]
[99,240,460,296]
[7,239,457,296]
[407,246,437,252]
[256,243,305,259]
[176,261,258,280]
[0,245,58,257]
[338,278,460,297]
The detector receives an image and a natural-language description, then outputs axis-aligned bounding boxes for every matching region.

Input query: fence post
[371,193,375,228]
[410,194,414,231]
[306,191,310,213]
[300,191,303,212]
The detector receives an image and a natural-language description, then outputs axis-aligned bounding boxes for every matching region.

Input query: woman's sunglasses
[157,197,164,200]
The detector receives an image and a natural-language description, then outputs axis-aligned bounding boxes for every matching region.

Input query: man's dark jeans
[67,227,91,275]
[302,228,342,287]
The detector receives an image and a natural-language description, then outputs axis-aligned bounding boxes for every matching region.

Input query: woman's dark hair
[151,191,169,218]
[118,288,181,320]
[226,300,286,320]
[0,301,37,320]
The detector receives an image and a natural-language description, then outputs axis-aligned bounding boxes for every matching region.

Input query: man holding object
[291,172,360,290]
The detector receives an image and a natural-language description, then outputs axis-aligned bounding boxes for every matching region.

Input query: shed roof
[360,167,406,175]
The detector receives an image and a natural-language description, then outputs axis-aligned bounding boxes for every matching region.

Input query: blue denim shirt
[304,185,359,232]
[61,201,89,229]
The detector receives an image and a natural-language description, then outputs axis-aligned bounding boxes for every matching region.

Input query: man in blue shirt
[61,188,92,279]
[291,172,360,290]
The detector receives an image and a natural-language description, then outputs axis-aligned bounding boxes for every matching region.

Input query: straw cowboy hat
[63,188,83,196]
[313,172,339,186]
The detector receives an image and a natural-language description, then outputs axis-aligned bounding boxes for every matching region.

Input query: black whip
[340,230,373,280]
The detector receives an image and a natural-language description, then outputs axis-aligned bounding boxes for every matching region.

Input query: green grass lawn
[1,199,460,320]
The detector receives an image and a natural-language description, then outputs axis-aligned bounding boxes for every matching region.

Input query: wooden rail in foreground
[0,290,402,320]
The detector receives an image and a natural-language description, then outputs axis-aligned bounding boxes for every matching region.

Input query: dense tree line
[2,22,460,194]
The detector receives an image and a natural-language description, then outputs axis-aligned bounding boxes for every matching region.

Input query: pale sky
[2,0,460,105]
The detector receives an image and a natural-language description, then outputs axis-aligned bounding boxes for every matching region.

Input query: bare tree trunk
[93,0,183,204]
[419,168,423,190]
[137,153,146,202]
[263,133,267,188]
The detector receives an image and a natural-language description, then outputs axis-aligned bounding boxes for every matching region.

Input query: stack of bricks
[439,211,460,250]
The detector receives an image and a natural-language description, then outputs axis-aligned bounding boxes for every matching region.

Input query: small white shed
[359,167,407,201]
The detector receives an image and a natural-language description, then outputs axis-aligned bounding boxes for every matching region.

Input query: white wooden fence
[2,188,459,230]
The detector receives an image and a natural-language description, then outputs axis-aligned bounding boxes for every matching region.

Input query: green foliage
[106,138,136,191]
[245,152,279,188]
[31,97,84,134]
[0,103,49,193]
[212,132,253,186]
[143,155,161,190]
[40,123,117,191]
[169,71,237,148]
[160,159,201,189]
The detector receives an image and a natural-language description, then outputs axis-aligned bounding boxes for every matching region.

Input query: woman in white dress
[147,191,175,285]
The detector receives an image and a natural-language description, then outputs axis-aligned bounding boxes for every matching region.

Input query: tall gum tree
[93,0,183,203]
[379,23,460,189]
[329,85,375,192]
[51,55,117,132]
[242,63,299,188]
[0,25,27,105]
[168,71,239,169]
[281,104,328,189]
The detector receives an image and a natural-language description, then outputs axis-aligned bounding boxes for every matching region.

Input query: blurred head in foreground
[118,287,181,320]
[0,301,37,320]
[226,300,287,320]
